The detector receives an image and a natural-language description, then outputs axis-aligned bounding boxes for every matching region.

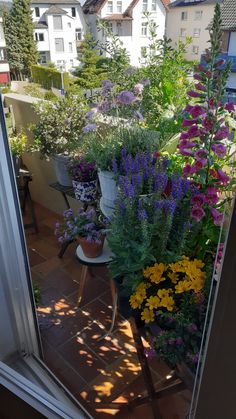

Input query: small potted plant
[55,208,107,258]
[67,156,97,202]
[8,131,27,176]
[30,95,88,186]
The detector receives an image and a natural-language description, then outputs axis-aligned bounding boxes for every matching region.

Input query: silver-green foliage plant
[31,95,88,159]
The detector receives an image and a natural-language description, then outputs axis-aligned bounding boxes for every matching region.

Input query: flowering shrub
[177,5,235,228]
[67,156,97,182]
[31,95,88,159]
[9,131,27,157]
[55,208,106,244]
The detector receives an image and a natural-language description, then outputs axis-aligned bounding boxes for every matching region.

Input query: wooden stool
[76,240,117,339]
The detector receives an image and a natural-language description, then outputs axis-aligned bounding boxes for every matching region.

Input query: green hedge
[31,65,69,90]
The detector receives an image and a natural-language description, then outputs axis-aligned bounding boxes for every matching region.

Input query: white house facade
[31,0,87,71]
[0,17,10,83]
[83,0,168,67]
[166,0,223,62]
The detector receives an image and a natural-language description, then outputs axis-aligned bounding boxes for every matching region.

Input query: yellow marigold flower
[146,295,160,310]
[159,295,175,312]
[157,289,172,299]
[143,263,166,283]
[175,280,191,294]
[141,308,155,324]
[130,295,142,309]
[168,272,178,284]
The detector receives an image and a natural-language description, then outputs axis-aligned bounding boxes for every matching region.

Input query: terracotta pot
[78,235,105,258]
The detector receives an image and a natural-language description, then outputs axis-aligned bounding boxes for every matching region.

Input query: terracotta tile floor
[24,202,191,419]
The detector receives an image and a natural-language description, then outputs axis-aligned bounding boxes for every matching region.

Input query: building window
[180,28,186,37]
[192,45,199,55]
[75,28,82,40]
[141,22,148,36]
[55,38,64,52]
[70,59,74,66]
[35,7,40,17]
[35,33,44,41]
[141,46,147,58]
[0,48,7,61]
[117,0,122,12]
[69,42,73,52]
[181,11,187,21]
[107,22,113,31]
[193,28,201,38]
[71,7,76,17]
[142,0,148,12]
[195,10,203,20]
[151,0,157,11]
[39,52,47,64]
[107,1,113,13]
[0,24,4,40]
[68,22,71,28]
[116,22,122,35]
[53,15,62,30]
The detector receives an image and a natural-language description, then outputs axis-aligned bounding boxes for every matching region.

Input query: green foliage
[46,61,56,69]
[24,82,44,98]
[3,0,38,79]
[9,131,27,156]
[74,33,107,93]
[97,20,130,85]
[31,65,69,90]
[84,126,161,171]
[30,95,88,159]
[44,90,58,101]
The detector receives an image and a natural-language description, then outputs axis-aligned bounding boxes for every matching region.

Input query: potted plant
[55,208,107,258]
[30,95,88,186]
[67,156,97,202]
[8,131,27,176]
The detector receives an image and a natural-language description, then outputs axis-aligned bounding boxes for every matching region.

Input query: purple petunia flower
[211,143,227,158]
[191,206,205,222]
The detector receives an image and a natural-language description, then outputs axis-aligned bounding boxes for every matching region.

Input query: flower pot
[52,154,72,186]
[78,235,105,258]
[12,155,21,176]
[72,179,97,202]
[98,170,118,208]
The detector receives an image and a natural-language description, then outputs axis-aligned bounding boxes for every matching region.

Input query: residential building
[0,17,10,84]
[220,0,236,90]
[82,0,169,67]
[31,0,87,71]
[166,0,223,62]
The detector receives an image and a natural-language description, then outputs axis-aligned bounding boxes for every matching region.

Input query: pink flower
[202,117,214,131]
[183,164,194,176]
[187,90,201,98]
[205,187,219,205]
[225,102,235,112]
[182,118,198,127]
[191,159,207,172]
[219,243,224,251]
[188,105,206,118]
[210,208,224,226]
[133,83,144,94]
[191,206,205,222]
[217,169,230,185]
[179,139,196,149]
[214,126,229,140]
[191,194,205,206]
[180,132,190,140]
[179,148,194,156]
[198,65,206,72]
[187,125,200,138]
[195,83,206,92]
[208,99,215,108]
[214,59,225,67]
[193,74,203,81]
[195,149,208,159]
[211,143,227,158]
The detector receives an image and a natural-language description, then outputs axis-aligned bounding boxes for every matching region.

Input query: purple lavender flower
[138,208,148,221]
[116,91,136,105]
[101,79,113,90]
[84,222,95,231]
[112,158,118,174]
[86,108,98,119]
[165,199,176,215]
[171,176,183,200]
[63,208,73,218]
[82,124,97,133]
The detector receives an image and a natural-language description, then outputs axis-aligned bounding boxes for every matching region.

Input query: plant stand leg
[77,265,88,307]
[58,240,73,258]
[98,278,117,341]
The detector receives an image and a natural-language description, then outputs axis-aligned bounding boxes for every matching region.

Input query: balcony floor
[24,202,191,419]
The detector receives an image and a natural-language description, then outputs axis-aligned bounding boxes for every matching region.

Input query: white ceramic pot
[98,170,118,208]
[52,154,72,187]
[72,179,97,202]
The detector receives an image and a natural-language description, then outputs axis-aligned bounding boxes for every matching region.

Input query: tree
[3,0,38,80]
[74,33,107,95]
